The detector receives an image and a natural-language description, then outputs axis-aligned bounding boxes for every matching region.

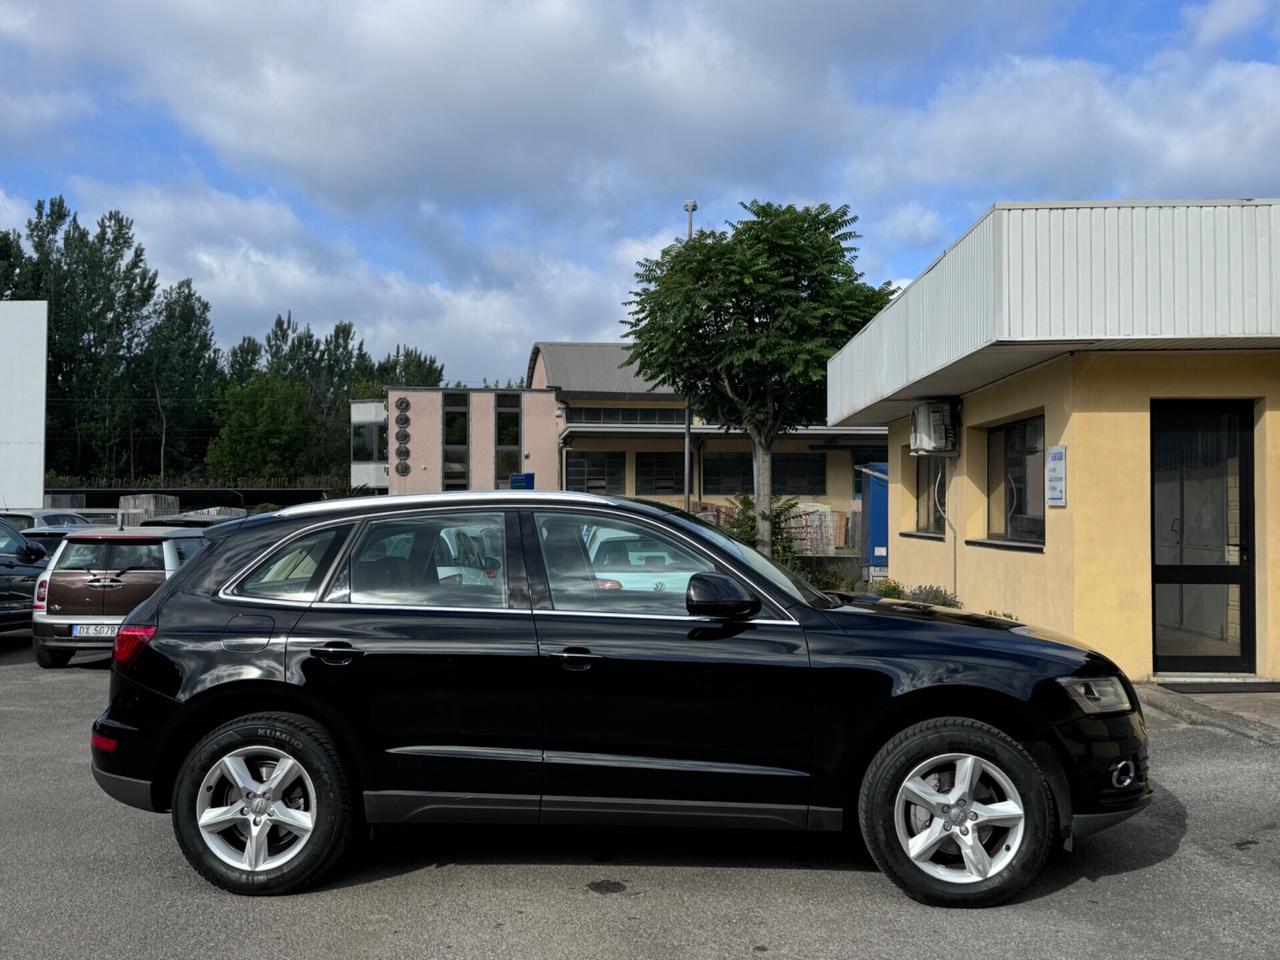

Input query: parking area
[2,633,1278,960]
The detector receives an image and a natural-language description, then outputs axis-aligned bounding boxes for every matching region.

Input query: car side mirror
[20,540,47,564]
[686,572,760,620]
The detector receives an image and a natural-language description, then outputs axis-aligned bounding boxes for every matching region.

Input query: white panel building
[0,301,48,509]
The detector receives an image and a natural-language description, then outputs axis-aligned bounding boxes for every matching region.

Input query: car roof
[273,490,618,518]
[22,526,72,536]
[63,525,206,541]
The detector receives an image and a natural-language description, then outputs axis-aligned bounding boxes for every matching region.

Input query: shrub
[906,584,962,608]
[873,577,906,599]
[985,609,1019,621]
[722,494,802,567]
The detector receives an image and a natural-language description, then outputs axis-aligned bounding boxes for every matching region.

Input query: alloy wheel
[195,745,317,872]
[893,752,1026,884]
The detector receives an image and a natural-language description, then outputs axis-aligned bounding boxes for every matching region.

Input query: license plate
[72,624,117,638]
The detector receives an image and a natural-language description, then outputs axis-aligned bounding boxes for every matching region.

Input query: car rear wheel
[858,717,1055,908]
[33,642,72,668]
[172,712,354,895]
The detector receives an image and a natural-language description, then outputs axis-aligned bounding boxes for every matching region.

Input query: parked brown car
[32,527,207,668]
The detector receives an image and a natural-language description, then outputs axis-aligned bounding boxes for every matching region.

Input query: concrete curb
[1136,684,1280,748]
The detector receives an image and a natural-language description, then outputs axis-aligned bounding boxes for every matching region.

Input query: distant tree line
[0,196,446,487]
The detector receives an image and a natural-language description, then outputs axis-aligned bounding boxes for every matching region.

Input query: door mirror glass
[686,572,760,620]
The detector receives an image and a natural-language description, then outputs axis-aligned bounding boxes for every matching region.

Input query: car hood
[819,595,1112,673]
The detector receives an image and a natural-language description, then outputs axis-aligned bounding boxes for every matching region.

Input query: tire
[33,642,73,668]
[172,712,354,895]
[858,717,1055,908]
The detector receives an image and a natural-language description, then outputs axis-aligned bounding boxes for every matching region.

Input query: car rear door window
[56,541,110,571]
[533,512,714,616]
[330,512,508,609]
[237,526,351,602]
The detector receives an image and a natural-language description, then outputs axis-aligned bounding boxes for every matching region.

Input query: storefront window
[916,456,946,534]
[702,452,753,495]
[987,415,1045,543]
[565,452,625,494]
[772,453,826,496]
[635,452,684,494]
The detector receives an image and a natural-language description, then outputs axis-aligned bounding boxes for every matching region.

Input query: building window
[351,422,387,462]
[987,414,1045,543]
[916,456,946,534]
[566,452,625,494]
[495,394,522,488]
[772,453,826,496]
[702,452,753,495]
[851,445,888,499]
[443,393,469,491]
[635,452,684,494]
[564,406,686,425]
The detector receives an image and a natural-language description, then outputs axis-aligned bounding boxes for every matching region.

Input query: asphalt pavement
[2,632,1278,960]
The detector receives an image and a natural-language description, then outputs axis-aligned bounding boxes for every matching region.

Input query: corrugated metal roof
[527,341,678,398]
[828,199,1280,426]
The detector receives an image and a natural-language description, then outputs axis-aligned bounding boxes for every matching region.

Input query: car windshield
[653,505,836,609]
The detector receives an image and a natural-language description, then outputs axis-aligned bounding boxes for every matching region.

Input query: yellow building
[828,200,1280,682]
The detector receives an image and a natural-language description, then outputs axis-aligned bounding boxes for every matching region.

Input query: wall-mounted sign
[509,472,535,490]
[395,397,411,412]
[1046,444,1067,508]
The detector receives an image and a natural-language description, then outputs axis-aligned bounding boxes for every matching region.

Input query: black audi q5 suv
[92,492,1150,906]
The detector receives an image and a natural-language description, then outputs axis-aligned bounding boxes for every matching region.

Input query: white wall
[0,302,47,508]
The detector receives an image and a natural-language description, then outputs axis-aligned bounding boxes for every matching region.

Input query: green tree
[140,280,222,482]
[205,374,314,482]
[625,200,894,554]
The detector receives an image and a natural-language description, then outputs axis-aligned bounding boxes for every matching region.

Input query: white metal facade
[0,301,48,508]
[828,200,1280,426]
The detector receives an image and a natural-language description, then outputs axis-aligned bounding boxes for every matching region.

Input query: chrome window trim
[533,609,796,625]
[525,504,798,624]
[310,601,531,615]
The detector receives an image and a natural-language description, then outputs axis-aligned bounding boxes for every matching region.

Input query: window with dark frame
[564,406,685,425]
[442,393,469,491]
[635,452,684,494]
[772,453,826,496]
[702,451,753,495]
[987,414,1045,543]
[915,456,946,534]
[494,394,522,488]
[350,422,388,462]
[565,451,626,494]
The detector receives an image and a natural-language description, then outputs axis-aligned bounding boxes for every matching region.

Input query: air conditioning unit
[910,401,959,456]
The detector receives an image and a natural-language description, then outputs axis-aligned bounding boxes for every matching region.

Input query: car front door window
[533,512,714,617]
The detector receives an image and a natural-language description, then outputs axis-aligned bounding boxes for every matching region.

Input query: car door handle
[548,646,603,671]
[310,642,365,664]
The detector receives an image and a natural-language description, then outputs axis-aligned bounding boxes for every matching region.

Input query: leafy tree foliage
[625,200,895,554]
[1,195,450,489]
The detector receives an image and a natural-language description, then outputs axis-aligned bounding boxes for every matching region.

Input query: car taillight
[90,731,118,753]
[113,625,156,667]
[34,579,48,610]
[595,578,623,590]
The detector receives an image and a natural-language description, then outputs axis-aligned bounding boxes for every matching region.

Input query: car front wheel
[858,717,1055,907]
[172,712,353,895]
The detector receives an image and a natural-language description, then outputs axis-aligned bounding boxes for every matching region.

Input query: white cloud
[879,201,946,248]
[0,187,27,230]
[848,52,1280,200]
[69,177,638,381]
[1182,0,1272,48]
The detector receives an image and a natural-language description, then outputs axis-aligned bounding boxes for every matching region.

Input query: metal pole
[682,200,697,513]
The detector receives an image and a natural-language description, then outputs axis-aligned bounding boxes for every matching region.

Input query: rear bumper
[35,619,120,649]
[91,763,156,812]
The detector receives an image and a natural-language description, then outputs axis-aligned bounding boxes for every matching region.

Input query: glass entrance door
[1151,401,1255,673]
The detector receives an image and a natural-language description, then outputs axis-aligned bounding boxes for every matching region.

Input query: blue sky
[2,0,1278,382]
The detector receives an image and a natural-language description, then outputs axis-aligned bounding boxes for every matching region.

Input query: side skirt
[364,791,844,831]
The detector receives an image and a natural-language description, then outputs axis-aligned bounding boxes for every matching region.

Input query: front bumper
[1072,795,1153,840]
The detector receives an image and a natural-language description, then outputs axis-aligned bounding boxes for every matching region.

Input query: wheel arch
[151,681,367,812]
[837,684,1073,838]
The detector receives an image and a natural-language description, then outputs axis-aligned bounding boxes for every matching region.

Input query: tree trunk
[753,439,772,556]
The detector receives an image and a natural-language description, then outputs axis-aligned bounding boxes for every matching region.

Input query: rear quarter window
[174,537,207,566]
[235,526,351,602]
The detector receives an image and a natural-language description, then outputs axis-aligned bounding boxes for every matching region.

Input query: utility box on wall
[0,302,48,509]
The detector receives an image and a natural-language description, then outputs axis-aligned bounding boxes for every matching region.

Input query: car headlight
[1057,676,1132,714]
